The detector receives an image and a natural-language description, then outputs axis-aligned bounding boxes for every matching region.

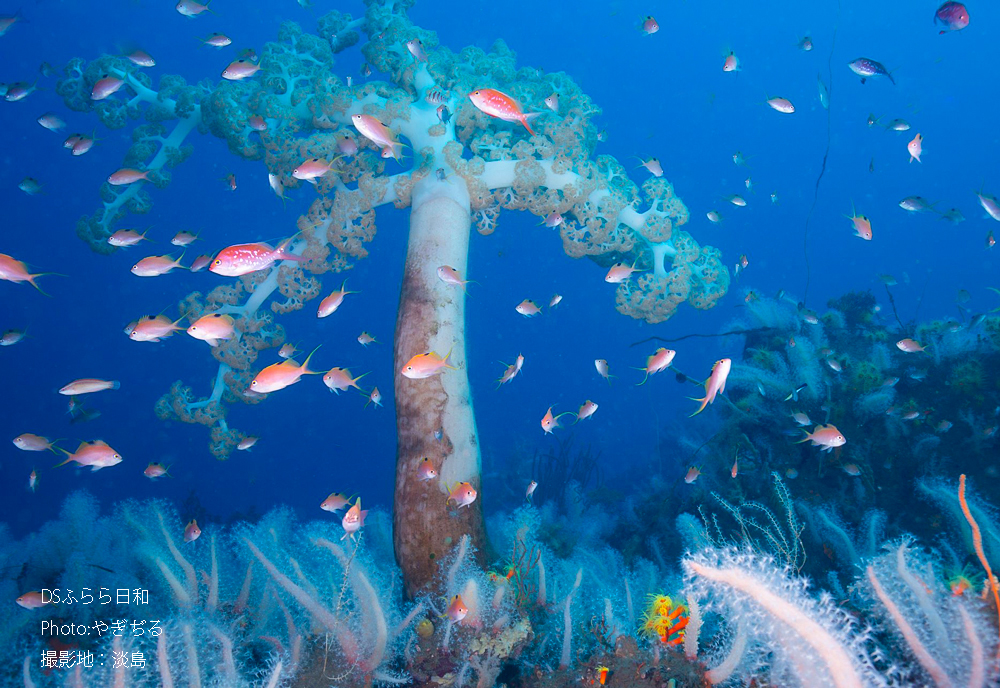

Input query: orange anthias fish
[417,457,438,481]
[323,367,369,394]
[222,59,260,81]
[186,313,236,347]
[896,338,927,353]
[210,238,305,277]
[845,204,873,241]
[526,480,538,501]
[13,434,60,453]
[183,519,201,543]
[321,492,352,512]
[237,436,258,451]
[132,254,185,277]
[249,346,320,393]
[594,359,615,383]
[541,407,573,434]
[59,379,120,395]
[91,75,124,100]
[144,462,170,479]
[445,594,469,622]
[469,88,538,135]
[796,424,847,452]
[723,50,741,72]
[731,452,739,478]
[293,158,338,181]
[171,231,199,247]
[351,114,405,160]
[358,332,377,347]
[16,591,50,609]
[907,133,923,163]
[108,168,151,185]
[341,498,369,541]
[401,350,455,379]
[317,280,357,318]
[0,253,55,293]
[108,229,151,248]
[365,387,382,408]
[636,348,676,385]
[684,466,701,484]
[576,400,598,421]
[690,358,732,416]
[447,482,478,508]
[127,314,185,342]
[28,469,38,493]
[55,440,123,471]
[515,299,542,317]
[437,266,473,292]
[640,16,659,35]
[605,261,641,283]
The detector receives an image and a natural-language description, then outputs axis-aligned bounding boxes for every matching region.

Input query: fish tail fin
[520,114,538,136]
[302,345,322,374]
[27,272,65,296]
[793,432,812,444]
[110,380,121,390]
[53,449,73,468]
[274,237,307,262]
[688,396,709,417]
[443,345,457,370]
[633,367,650,386]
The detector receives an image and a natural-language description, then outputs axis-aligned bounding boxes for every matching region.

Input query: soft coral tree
[63,0,729,596]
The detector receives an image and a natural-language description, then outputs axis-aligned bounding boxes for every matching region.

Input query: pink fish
[690,358,732,416]
[417,457,438,481]
[0,253,55,292]
[341,498,369,541]
[13,434,59,453]
[249,347,320,393]
[186,313,235,346]
[446,594,469,622]
[54,440,123,471]
[108,168,151,185]
[59,379,120,395]
[222,59,260,81]
[317,280,357,318]
[401,350,454,379]
[201,32,232,47]
[541,406,572,434]
[91,75,123,100]
[321,492,352,512]
[447,482,478,508]
[469,88,537,135]
[210,238,305,277]
[176,0,211,17]
[576,400,598,421]
[935,2,969,33]
[144,462,170,479]
[132,254,185,277]
[108,229,151,248]
[183,520,201,543]
[322,367,369,394]
[796,424,847,452]
[907,134,922,163]
[636,348,675,385]
[515,299,541,317]
[896,338,926,353]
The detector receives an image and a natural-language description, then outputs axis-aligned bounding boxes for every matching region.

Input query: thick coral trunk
[393,177,487,597]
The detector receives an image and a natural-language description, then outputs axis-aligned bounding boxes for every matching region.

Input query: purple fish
[934,2,969,33]
[848,58,895,85]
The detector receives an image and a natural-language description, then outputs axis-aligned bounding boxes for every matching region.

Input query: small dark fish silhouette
[848,57,895,85]
[869,158,875,173]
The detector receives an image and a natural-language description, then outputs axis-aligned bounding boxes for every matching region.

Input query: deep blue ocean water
[0,0,996,542]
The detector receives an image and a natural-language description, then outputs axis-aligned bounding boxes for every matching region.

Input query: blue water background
[1,0,996,535]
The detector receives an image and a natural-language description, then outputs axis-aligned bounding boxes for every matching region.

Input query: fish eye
[251,380,257,386]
